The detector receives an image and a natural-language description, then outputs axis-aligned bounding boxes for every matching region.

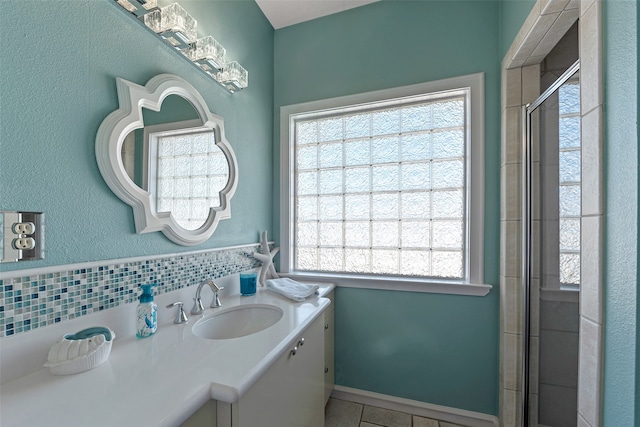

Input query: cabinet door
[233,316,325,427]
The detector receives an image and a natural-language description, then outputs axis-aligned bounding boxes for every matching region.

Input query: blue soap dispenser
[136,284,157,338]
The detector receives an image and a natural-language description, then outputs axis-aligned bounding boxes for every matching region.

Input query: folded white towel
[265,278,319,302]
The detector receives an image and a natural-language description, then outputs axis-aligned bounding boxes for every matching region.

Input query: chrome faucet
[191,280,224,315]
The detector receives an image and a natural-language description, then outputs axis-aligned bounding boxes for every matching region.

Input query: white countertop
[0,283,334,427]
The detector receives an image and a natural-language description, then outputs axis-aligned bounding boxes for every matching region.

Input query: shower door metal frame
[520,59,580,427]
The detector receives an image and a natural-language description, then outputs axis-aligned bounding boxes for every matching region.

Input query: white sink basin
[192,304,284,340]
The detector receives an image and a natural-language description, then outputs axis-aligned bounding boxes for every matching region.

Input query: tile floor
[325,398,468,427]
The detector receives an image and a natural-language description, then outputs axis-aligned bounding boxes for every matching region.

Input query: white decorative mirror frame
[96,74,238,246]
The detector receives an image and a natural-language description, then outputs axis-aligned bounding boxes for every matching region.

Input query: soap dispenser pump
[136,284,157,338]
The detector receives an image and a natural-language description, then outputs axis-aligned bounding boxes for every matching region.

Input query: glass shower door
[523,61,580,427]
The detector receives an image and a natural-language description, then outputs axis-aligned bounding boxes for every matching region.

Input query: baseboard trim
[331,385,499,427]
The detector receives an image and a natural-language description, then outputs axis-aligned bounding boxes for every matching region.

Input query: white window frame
[280,73,490,296]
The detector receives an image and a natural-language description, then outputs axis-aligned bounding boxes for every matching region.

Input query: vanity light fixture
[113,0,248,93]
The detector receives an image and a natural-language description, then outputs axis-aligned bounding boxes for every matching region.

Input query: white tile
[501,388,523,427]
[325,398,363,427]
[578,413,594,427]
[581,107,604,216]
[580,215,603,323]
[579,0,603,114]
[502,332,522,390]
[530,278,541,337]
[541,0,571,15]
[580,0,597,16]
[501,277,522,334]
[503,107,522,165]
[501,220,522,278]
[521,64,541,105]
[361,405,411,427]
[412,416,439,427]
[528,336,540,394]
[513,13,560,62]
[503,67,522,108]
[578,317,602,426]
[501,163,522,221]
[531,8,579,58]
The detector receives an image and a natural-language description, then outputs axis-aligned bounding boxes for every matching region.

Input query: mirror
[96,74,238,245]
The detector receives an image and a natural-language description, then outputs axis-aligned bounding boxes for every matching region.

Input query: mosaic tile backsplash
[0,243,266,338]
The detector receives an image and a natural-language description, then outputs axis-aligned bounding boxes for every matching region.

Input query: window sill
[280,272,492,297]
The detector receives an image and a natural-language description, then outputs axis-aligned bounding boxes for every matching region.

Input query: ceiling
[255,0,380,29]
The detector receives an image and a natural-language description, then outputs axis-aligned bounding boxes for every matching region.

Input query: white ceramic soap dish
[44,326,115,375]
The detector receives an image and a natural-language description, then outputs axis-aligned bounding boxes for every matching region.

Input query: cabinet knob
[325,367,329,374]
[298,338,305,347]
[325,324,329,330]
[290,346,298,357]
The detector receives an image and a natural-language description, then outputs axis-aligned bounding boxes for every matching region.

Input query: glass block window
[289,87,474,281]
[558,81,581,287]
[152,129,229,230]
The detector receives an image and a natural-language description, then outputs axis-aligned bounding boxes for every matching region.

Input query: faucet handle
[210,287,224,308]
[191,297,205,315]
[166,302,189,324]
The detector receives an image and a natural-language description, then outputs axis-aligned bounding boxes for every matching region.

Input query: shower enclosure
[522,60,581,427]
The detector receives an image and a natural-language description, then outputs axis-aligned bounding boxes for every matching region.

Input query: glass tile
[559,116,581,149]
[400,250,430,276]
[371,249,399,274]
[319,195,343,220]
[319,222,343,246]
[297,171,318,195]
[401,104,431,132]
[296,146,318,170]
[560,218,580,251]
[319,143,343,168]
[372,136,400,164]
[296,247,318,270]
[345,222,370,247]
[401,221,429,248]
[432,220,463,249]
[372,193,399,219]
[345,248,370,272]
[297,121,318,145]
[432,189,463,219]
[372,221,399,247]
[319,248,343,271]
[432,130,464,159]
[559,185,581,217]
[297,196,319,221]
[559,82,580,115]
[372,165,398,192]
[401,133,430,162]
[432,159,463,188]
[401,162,430,190]
[559,150,581,183]
[401,192,430,219]
[345,139,370,166]
[560,253,580,285]
[431,251,463,278]
[344,167,370,193]
[432,99,464,129]
[318,117,343,142]
[319,169,342,194]
[371,109,400,136]
[344,194,370,220]
[344,113,370,139]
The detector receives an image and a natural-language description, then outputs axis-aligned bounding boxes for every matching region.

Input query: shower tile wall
[0,243,267,338]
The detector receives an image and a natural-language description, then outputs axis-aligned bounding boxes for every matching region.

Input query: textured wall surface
[274,1,501,415]
[0,0,274,271]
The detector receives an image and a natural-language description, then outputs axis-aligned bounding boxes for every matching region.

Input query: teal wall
[0,0,274,272]
[499,0,536,57]
[274,1,501,415]
[602,1,639,425]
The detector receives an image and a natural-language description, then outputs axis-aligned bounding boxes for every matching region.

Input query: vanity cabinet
[185,314,325,427]
[228,314,325,427]
[324,290,335,404]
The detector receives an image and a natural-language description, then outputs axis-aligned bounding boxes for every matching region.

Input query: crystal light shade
[188,36,227,73]
[116,0,157,16]
[216,61,249,93]
[143,3,197,48]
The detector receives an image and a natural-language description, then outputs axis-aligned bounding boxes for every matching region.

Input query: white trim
[0,241,268,280]
[331,385,499,427]
[95,74,238,246]
[280,73,485,291]
[280,272,491,296]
